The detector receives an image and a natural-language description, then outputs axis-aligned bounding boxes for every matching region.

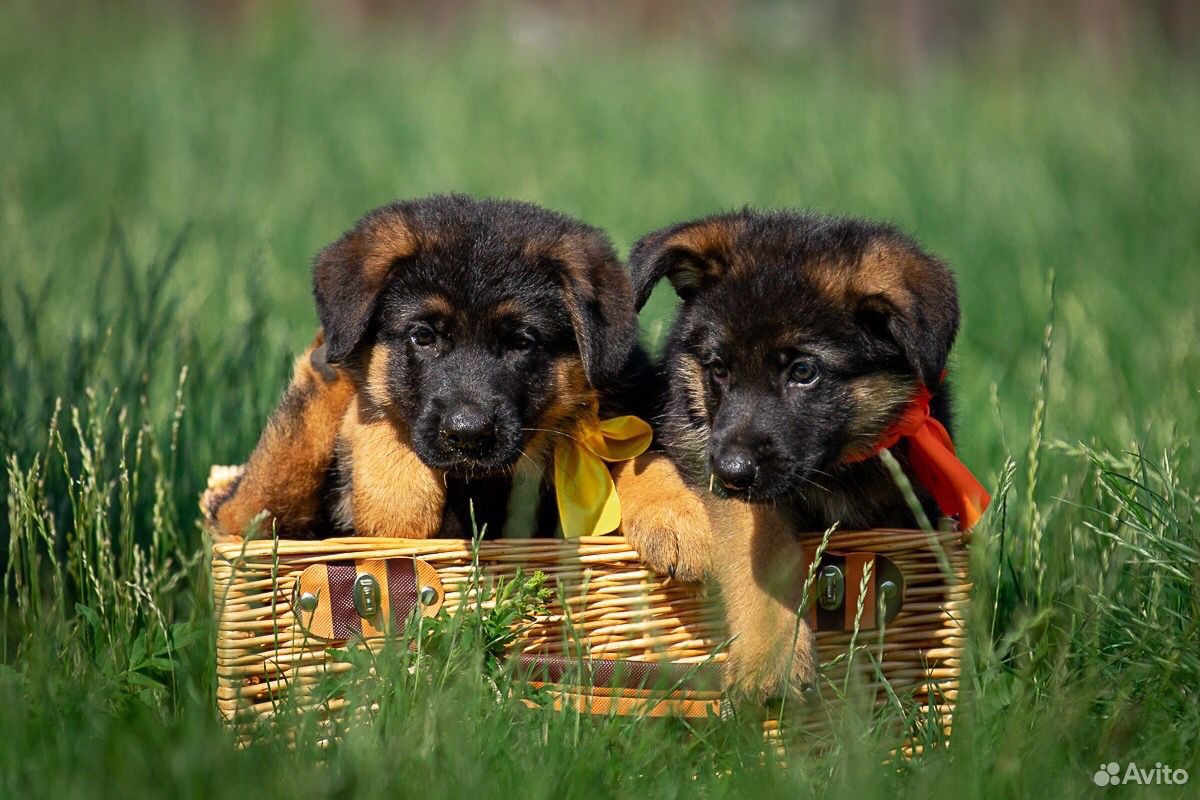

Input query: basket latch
[806,551,904,632]
[292,557,445,642]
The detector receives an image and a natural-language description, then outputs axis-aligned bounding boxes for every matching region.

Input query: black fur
[631,209,961,532]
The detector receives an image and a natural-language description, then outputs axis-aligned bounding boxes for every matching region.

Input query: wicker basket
[211,491,970,743]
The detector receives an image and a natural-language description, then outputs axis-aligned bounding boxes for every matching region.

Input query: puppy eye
[706,359,730,383]
[787,359,820,386]
[410,324,437,348]
[507,329,538,352]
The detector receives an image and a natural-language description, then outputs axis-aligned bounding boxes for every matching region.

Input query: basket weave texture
[212,525,969,739]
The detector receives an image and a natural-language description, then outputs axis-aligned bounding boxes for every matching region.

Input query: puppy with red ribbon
[627,209,990,705]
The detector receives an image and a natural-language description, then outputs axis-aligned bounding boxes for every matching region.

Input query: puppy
[207,194,694,543]
[629,209,974,703]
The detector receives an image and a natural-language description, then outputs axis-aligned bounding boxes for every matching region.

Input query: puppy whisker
[520,427,584,447]
[795,473,833,495]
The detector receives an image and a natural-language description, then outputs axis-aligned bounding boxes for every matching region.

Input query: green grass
[2,3,1198,798]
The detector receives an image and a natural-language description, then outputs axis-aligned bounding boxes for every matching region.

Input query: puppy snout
[441,404,496,455]
[712,447,758,491]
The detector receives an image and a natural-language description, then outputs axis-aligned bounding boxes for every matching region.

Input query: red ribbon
[843,382,991,529]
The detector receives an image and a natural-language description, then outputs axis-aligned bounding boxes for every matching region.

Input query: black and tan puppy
[629,209,965,702]
[207,194,697,544]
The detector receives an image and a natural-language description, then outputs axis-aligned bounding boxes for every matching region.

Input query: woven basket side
[212,531,968,742]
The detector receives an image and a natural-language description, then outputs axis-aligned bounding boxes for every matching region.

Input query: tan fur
[853,241,917,306]
[678,355,709,423]
[705,500,818,703]
[207,330,444,542]
[363,342,394,411]
[839,373,917,460]
[528,232,605,287]
[208,332,355,542]
[535,233,590,277]
[525,356,593,462]
[660,218,745,290]
[360,214,420,285]
[666,219,743,272]
[419,294,455,319]
[490,297,525,320]
[614,453,714,583]
[340,395,445,538]
[809,241,919,311]
[804,255,854,301]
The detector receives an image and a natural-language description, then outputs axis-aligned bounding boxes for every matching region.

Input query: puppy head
[314,194,636,473]
[631,210,959,500]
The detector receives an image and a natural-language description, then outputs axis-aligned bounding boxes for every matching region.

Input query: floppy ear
[852,239,960,387]
[628,216,743,310]
[312,208,420,363]
[550,234,638,387]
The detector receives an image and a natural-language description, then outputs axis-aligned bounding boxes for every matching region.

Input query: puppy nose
[712,448,758,491]
[442,405,495,454]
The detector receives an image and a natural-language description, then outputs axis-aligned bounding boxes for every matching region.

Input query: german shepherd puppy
[628,209,961,702]
[206,194,694,543]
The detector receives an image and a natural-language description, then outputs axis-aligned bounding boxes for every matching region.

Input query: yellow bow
[553,404,653,538]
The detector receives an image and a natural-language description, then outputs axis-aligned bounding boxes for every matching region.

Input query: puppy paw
[201,465,247,542]
[611,452,714,582]
[757,655,820,709]
[725,669,818,708]
[724,619,819,708]
[622,495,713,583]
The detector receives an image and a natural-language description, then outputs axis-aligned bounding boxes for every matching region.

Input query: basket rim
[210,527,968,561]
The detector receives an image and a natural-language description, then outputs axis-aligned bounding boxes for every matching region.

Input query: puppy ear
[628,217,743,309]
[312,208,420,363]
[852,239,960,387]
[550,234,638,387]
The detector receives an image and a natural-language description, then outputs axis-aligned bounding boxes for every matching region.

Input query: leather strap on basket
[294,557,444,641]
[512,654,723,691]
[511,654,725,719]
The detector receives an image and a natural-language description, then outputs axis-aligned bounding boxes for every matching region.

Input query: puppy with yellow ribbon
[204,195,707,551]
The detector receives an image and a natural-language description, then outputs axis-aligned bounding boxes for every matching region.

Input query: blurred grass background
[1,2,1198,798]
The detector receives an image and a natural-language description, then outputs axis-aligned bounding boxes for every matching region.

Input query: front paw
[725,623,819,708]
[201,465,247,542]
[622,496,713,583]
[756,664,820,710]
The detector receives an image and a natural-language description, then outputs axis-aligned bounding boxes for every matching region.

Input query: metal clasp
[817,564,845,611]
[353,574,381,618]
[878,579,901,622]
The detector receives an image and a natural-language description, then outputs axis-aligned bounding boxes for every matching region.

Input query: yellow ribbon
[553,404,653,538]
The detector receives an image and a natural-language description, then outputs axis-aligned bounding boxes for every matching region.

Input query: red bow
[844,382,990,529]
